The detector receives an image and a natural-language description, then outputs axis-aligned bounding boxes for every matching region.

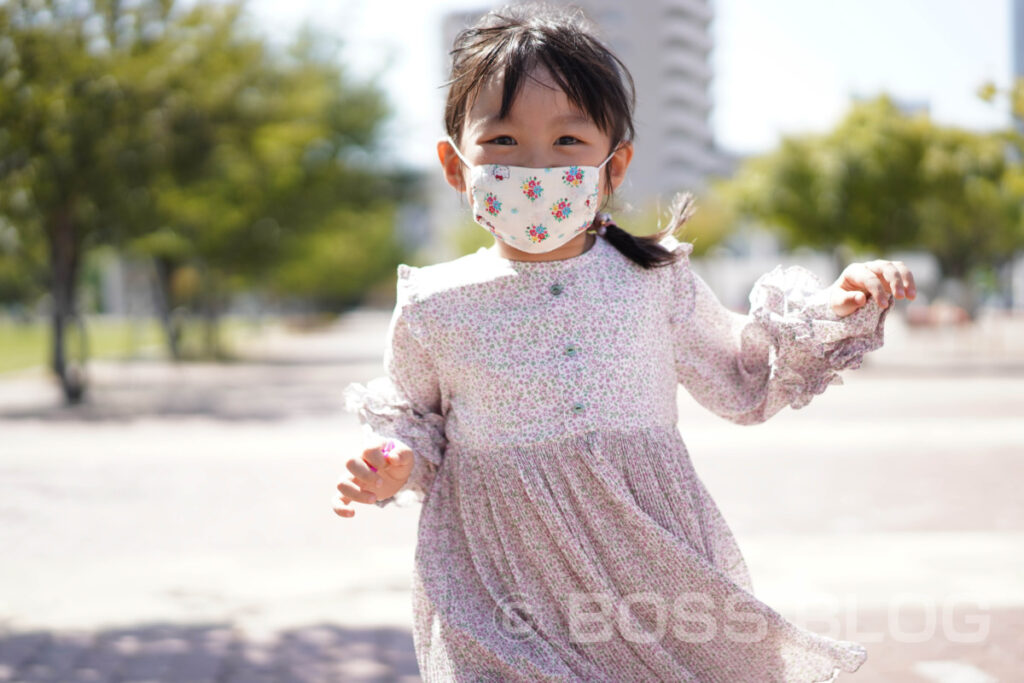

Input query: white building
[570,0,723,203]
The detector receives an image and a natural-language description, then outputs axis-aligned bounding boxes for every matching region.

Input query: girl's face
[438,65,633,260]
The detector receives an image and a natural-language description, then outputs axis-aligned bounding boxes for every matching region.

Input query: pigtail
[596,191,698,269]
[660,191,699,241]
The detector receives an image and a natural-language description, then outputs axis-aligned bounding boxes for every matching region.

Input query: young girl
[335,5,915,681]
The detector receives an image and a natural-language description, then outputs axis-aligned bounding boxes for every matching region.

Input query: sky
[235,0,1014,169]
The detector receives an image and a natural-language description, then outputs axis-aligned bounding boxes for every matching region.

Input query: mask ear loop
[442,135,475,197]
[590,146,621,235]
[443,135,473,169]
[596,148,617,170]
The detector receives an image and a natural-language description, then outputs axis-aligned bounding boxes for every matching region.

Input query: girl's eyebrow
[478,113,507,126]
[476,111,590,127]
[552,112,591,125]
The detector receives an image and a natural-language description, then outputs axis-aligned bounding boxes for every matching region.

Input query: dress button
[549,283,564,296]
[565,344,579,357]
[572,401,586,414]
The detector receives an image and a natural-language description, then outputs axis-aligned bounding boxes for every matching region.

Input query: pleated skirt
[408,424,868,682]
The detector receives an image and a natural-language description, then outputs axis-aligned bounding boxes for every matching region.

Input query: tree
[121,16,400,358]
[0,0,402,401]
[728,95,1024,315]
[731,96,929,273]
[0,0,176,401]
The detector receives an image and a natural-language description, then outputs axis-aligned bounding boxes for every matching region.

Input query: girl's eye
[556,136,581,145]
[489,136,516,145]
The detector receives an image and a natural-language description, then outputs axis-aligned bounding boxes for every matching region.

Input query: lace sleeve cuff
[343,376,447,508]
[748,264,892,410]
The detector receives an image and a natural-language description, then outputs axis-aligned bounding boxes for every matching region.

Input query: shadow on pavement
[0,355,384,424]
[0,621,420,682]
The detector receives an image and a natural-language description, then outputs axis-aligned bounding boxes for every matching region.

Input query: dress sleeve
[342,264,447,507]
[663,237,892,426]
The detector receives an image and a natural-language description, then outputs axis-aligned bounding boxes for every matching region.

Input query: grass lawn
[0,315,269,375]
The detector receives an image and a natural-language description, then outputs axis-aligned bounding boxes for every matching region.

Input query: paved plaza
[0,308,1022,682]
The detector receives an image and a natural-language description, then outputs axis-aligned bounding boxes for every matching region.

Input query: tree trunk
[150,256,182,360]
[200,265,221,360]
[937,254,980,321]
[48,205,87,404]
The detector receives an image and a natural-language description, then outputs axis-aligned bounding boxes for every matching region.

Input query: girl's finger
[892,261,916,298]
[347,457,384,488]
[829,288,865,318]
[361,441,394,473]
[840,290,865,307]
[338,479,378,504]
[881,261,906,296]
[855,267,889,308]
[339,468,376,493]
[882,263,904,297]
[332,494,355,517]
[867,261,903,297]
[387,446,415,470]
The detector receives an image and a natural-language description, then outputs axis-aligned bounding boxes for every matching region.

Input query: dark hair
[443,2,696,269]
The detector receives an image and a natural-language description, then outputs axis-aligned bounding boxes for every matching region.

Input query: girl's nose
[516,145,552,169]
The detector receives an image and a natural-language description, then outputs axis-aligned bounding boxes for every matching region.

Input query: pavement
[0,307,1022,682]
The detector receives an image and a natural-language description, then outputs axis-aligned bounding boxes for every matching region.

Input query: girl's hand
[332,439,415,518]
[828,259,917,318]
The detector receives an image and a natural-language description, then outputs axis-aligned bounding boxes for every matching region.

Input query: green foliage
[0,0,404,399]
[0,314,270,374]
[915,125,1019,278]
[627,187,737,257]
[268,205,403,308]
[449,213,498,257]
[112,7,399,306]
[728,94,1023,281]
[978,76,1024,124]
[0,215,46,303]
[0,0,402,310]
[731,97,928,253]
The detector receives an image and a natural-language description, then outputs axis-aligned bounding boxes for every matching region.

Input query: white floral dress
[343,232,891,682]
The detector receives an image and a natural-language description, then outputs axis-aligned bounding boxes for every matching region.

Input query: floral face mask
[446,136,615,254]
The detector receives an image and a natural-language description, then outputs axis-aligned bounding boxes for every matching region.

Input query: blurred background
[1,1,1021,681]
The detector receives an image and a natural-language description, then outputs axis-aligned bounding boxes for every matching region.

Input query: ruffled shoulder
[659,235,697,325]
[395,262,422,305]
[658,233,695,259]
[392,263,432,346]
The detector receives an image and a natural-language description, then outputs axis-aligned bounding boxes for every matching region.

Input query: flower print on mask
[484,193,502,216]
[445,135,617,254]
[551,199,572,222]
[521,177,543,201]
[563,166,584,187]
[526,224,549,243]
